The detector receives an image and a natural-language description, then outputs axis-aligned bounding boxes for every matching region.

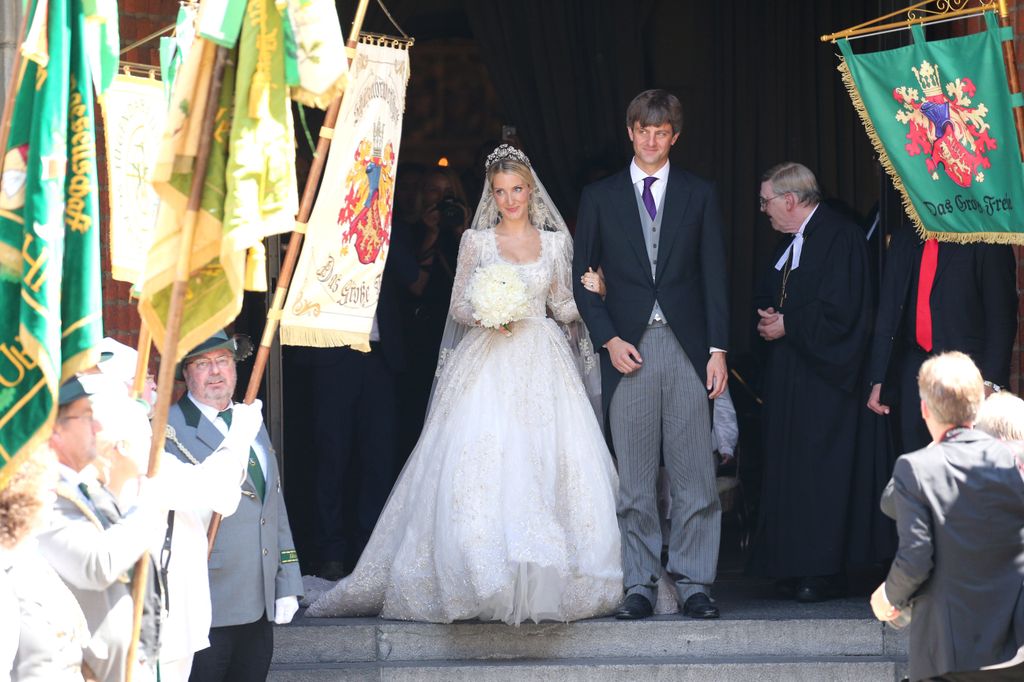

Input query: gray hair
[976,392,1024,440]
[762,162,822,206]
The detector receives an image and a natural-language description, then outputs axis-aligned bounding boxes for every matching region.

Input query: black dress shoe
[682,592,720,619]
[795,576,841,603]
[614,593,654,620]
[774,577,799,599]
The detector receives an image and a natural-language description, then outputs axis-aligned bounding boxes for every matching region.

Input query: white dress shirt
[629,158,670,209]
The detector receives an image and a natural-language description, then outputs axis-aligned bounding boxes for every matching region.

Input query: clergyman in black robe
[750,163,871,602]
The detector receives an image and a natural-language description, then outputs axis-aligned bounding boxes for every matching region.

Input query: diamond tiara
[485,144,531,170]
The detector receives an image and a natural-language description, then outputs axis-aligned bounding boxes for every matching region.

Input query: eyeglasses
[188,355,234,372]
[759,193,786,209]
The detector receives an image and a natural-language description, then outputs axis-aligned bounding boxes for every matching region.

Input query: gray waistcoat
[633,182,667,324]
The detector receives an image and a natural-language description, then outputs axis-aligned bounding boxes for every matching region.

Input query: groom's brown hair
[626,89,683,135]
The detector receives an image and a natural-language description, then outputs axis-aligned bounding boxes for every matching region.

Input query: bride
[306,145,623,624]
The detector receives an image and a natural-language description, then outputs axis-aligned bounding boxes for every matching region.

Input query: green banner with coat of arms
[838,12,1024,243]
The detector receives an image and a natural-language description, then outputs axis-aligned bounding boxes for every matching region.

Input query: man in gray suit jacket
[37,376,166,682]
[871,352,1024,681]
[164,331,303,682]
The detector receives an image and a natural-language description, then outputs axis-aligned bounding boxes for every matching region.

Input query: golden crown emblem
[371,119,385,157]
[912,60,943,98]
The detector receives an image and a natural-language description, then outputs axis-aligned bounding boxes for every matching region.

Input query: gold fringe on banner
[837,57,1023,245]
[279,326,371,348]
[837,58,923,238]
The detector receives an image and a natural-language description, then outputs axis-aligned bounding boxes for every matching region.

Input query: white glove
[218,399,264,463]
[274,595,299,624]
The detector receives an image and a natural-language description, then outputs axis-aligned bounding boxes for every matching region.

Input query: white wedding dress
[306,228,623,624]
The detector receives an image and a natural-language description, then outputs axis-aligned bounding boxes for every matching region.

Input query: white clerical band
[775,232,804,271]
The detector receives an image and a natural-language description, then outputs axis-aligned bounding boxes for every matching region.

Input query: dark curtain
[464,0,653,221]
[661,0,895,352]
[466,0,903,354]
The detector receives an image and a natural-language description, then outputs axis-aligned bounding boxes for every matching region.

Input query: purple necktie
[642,176,657,220]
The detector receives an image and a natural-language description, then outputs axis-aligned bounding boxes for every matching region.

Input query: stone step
[271,581,908,679]
[269,656,904,681]
[273,607,907,665]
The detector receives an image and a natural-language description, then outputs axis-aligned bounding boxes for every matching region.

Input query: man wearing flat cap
[164,331,302,682]
[36,375,167,682]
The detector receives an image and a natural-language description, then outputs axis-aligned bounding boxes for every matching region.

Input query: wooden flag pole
[996,0,1024,395]
[131,323,152,399]
[125,43,231,682]
[997,0,1024,162]
[205,0,373,557]
[0,3,30,176]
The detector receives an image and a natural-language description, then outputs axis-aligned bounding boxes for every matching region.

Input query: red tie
[915,239,939,352]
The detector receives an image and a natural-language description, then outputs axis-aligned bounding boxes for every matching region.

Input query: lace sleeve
[449,230,482,325]
[546,231,581,323]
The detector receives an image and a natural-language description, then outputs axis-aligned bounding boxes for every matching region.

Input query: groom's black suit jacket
[573,166,729,414]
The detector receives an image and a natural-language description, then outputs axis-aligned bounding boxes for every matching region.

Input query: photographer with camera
[399,167,471,458]
[411,167,470,297]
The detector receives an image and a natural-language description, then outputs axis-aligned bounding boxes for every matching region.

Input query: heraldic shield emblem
[337,120,396,265]
[893,59,996,188]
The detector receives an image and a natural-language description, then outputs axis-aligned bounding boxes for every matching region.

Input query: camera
[435,195,466,231]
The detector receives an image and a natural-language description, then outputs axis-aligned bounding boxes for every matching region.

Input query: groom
[574,89,727,620]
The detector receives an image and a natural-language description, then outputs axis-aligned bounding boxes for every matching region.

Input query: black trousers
[896,347,932,455]
[311,346,398,565]
[189,616,272,682]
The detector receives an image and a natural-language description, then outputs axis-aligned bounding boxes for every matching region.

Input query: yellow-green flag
[139,0,297,360]
[0,0,105,487]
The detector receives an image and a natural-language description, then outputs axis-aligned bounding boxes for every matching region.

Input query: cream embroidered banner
[281,41,409,349]
[101,74,166,284]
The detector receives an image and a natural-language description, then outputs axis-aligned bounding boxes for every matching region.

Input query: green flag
[839,13,1024,243]
[0,0,104,487]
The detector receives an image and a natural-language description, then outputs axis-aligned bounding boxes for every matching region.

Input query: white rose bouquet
[469,263,531,336]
